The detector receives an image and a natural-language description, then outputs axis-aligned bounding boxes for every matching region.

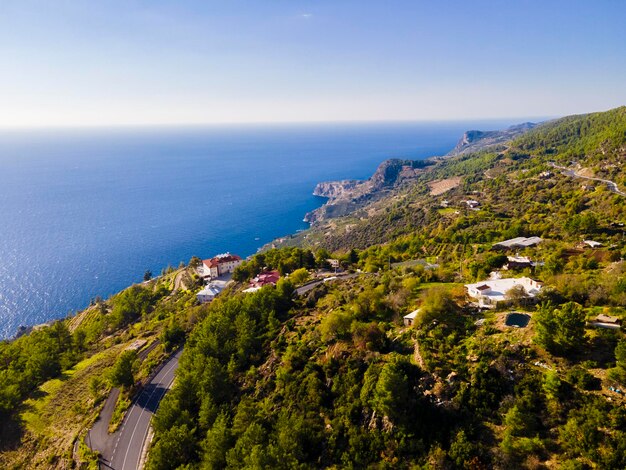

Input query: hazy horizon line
[0,115,557,132]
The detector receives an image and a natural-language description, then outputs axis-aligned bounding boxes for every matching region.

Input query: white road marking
[135,373,178,469]
[119,358,180,470]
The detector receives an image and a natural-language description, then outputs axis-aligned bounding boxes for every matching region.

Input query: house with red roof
[250,270,280,288]
[202,253,242,278]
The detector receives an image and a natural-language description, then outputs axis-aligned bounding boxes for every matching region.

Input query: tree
[110,285,156,328]
[448,430,476,468]
[505,285,529,306]
[289,267,310,285]
[89,376,106,400]
[535,302,586,356]
[609,340,626,384]
[161,318,185,351]
[372,361,409,421]
[144,270,153,282]
[415,287,460,327]
[109,350,137,388]
[543,370,562,402]
[201,412,233,468]
[148,424,198,470]
[348,248,359,264]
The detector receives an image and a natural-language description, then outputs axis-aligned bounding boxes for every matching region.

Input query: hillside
[304,158,432,224]
[447,122,538,156]
[144,106,626,469]
[0,266,203,469]
[2,106,626,470]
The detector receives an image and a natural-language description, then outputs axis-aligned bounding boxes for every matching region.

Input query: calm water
[0,120,515,338]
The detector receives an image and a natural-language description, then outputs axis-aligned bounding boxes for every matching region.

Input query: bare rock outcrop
[305,158,430,224]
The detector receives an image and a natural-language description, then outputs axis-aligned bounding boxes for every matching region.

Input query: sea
[0,120,517,339]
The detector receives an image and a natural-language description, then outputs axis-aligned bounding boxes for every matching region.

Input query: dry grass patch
[428,177,462,196]
[0,348,121,469]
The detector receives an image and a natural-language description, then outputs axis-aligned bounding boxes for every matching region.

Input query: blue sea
[0,120,516,338]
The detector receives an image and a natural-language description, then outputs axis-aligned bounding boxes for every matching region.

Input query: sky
[0,0,624,127]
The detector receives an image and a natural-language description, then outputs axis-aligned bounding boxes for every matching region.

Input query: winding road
[295,273,361,296]
[549,162,626,196]
[88,349,182,470]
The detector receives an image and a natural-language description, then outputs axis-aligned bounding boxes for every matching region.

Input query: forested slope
[147,106,626,469]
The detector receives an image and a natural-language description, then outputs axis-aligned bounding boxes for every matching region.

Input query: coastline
[2,120,530,340]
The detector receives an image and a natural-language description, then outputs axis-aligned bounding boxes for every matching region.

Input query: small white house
[588,314,622,330]
[403,309,421,326]
[196,283,224,303]
[465,277,543,308]
[505,256,534,270]
[328,259,341,269]
[583,240,602,249]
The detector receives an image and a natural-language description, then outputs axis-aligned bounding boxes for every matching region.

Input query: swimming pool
[505,313,531,328]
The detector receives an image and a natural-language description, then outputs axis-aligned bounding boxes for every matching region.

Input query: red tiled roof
[250,270,280,287]
[476,284,491,291]
[203,254,242,268]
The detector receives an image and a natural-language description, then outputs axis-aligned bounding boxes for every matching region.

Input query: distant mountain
[447,122,537,156]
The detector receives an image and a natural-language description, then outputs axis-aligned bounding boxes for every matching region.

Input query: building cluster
[194,251,284,301]
[196,252,243,303]
[465,277,543,308]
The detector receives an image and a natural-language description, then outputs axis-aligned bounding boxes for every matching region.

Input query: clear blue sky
[0,0,624,127]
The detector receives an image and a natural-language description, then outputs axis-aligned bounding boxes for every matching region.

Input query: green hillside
[3,106,626,469]
[147,106,626,470]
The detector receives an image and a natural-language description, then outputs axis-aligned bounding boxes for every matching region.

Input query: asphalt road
[95,349,182,470]
[295,273,360,296]
[549,162,626,196]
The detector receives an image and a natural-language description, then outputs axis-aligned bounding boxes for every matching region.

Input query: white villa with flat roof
[465,277,543,308]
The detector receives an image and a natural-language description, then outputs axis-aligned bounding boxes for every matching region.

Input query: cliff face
[448,122,537,156]
[305,121,538,224]
[305,159,429,224]
[313,180,360,198]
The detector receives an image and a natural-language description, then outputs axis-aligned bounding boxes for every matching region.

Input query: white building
[505,256,534,270]
[403,309,421,326]
[202,253,242,278]
[493,236,543,250]
[465,277,543,308]
[196,283,224,303]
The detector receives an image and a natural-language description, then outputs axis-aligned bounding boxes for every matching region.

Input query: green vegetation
[0,265,204,468]
[4,107,626,468]
[147,107,626,469]
[109,350,138,388]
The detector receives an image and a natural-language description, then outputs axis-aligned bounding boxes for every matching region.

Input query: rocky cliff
[313,180,360,198]
[305,122,539,224]
[448,122,537,156]
[305,159,430,224]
